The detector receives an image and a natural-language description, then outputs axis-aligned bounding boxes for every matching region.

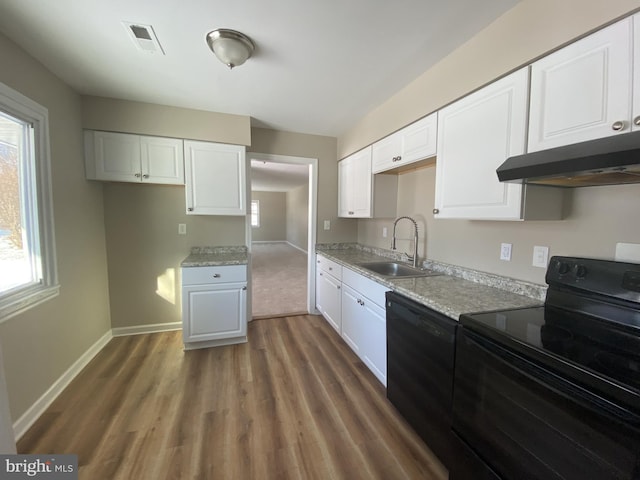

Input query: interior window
[251,199,260,227]
[0,82,58,321]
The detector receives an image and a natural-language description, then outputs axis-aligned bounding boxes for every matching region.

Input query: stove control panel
[546,256,640,304]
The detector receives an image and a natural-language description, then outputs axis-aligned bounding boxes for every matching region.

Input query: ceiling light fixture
[206,29,254,69]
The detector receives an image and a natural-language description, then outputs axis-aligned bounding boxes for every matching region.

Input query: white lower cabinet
[316,268,342,334]
[181,265,247,350]
[341,267,388,386]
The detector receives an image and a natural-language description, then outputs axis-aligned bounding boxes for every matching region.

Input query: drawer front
[182,265,247,285]
[316,254,342,280]
[342,267,388,308]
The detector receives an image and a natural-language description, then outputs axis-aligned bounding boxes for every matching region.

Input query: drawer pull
[212,273,221,278]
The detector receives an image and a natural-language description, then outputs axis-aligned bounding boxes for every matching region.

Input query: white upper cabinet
[528,16,635,152]
[85,130,184,184]
[372,112,438,173]
[184,140,246,216]
[435,68,544,220]
[338,146,398,218]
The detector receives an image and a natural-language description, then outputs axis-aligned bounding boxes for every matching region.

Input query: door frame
[245,152,319,317]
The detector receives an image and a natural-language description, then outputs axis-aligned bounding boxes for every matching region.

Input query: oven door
[451,326,640,480]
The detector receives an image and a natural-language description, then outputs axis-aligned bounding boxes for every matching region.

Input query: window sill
[0,284,60,323]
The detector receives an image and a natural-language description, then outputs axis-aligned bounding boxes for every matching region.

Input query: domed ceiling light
[206,29,255,69]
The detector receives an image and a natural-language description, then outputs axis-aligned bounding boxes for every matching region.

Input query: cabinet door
[398,112,438,167]
[434,68,528,220]
[528,17,633,151]
[341,284,366,357]
[360,298,386,386]
[184,141,246,215]
[372,131,402,173]
[182,282,247,343]
[140,136,184,184]
[92,131,142,182]
[316,270,341,334]
[338,147,373,218]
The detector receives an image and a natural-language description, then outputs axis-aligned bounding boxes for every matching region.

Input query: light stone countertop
[316,243,544,320]
[181,246,249,267]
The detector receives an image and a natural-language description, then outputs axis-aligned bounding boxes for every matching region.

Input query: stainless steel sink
[357,261,441,278]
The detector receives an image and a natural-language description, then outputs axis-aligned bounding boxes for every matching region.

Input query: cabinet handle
[134,173,141,178]
[212,273,221,278]
[188,207,194,212]
[142,174,149,179]
[634,116,640,126]
[348,211,354,215]
[242,286,247,291]
[433,208,440,214]
[612,121,625,131]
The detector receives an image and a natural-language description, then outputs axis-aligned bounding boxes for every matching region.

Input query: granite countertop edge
[316,243,545,320]
[181,246,249,267]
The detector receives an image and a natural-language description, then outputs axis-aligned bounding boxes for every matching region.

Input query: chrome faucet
[392,216,419,268]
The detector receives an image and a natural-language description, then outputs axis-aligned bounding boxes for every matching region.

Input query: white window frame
[251,199,260,228]
[0,82,58,322]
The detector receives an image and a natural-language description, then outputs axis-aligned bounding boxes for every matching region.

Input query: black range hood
[496,130,640,187]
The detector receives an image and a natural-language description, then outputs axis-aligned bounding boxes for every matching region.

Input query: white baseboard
[112,322,182,337]
[286,242,307,254]
[13,329,113,441]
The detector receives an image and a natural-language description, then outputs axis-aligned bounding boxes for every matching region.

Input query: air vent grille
[122,22,165,55]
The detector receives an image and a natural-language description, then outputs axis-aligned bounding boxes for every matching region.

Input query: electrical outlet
[532,245,549,268]
[500,243,512,261]
[178,223,187,235]
[323,220,330,230]
[382,227,388,238]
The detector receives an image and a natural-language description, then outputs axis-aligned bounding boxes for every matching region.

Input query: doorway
[246,153,318,319]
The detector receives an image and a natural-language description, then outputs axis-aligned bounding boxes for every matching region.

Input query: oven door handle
[465,331,640,429]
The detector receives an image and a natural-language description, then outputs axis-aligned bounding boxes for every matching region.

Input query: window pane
[0,112,39,294]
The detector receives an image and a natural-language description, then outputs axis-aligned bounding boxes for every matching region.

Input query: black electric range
[451,256,640,480]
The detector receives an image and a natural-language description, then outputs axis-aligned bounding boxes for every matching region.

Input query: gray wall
[251,191,286,242]
[0,32,111,421]
[286,184,309,251]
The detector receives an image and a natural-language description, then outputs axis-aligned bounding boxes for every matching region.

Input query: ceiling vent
[122,22,165,55]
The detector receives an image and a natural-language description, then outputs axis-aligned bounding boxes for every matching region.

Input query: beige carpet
[251,242,308,318]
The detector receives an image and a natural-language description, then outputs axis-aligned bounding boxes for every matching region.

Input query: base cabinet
[181,265,247,350]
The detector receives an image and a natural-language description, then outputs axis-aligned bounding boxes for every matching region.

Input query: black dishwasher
[386,291,458,468]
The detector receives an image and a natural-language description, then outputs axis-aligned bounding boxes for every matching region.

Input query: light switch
[178,223,187,235]
[324,220,331,230]
[532,245,549,268]
[500,243,512,261]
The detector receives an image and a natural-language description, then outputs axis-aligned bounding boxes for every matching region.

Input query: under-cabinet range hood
[496,130,640,187]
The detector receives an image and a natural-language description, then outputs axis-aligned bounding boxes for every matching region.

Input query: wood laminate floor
[18,315,448,480]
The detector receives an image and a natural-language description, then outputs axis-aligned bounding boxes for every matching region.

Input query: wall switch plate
[178,223,187,235]
[532,245,549,268]
[323,220,330,230]
[500,243,512,261]
[383,227,388,238]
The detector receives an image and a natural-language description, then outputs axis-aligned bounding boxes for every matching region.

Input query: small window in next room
[0,81,58,322]
[251,200,260,228]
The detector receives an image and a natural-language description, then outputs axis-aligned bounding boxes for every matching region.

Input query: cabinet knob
[348,211,354,215]
[337,286,340,290]
[612,121,625,131]
[433,208,440,214]
[319,272,323,276]
[142,174,149,179]
[634,116,640,126]
[242,286,247,291]
[188,207,194,212]
[134,173,141,178]
[213,273,221,278]
[397,155,402,162]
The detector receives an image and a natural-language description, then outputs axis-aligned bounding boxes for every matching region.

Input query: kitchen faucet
[391,216,419,268]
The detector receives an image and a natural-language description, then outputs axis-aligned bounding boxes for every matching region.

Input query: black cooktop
[460,256,640,412]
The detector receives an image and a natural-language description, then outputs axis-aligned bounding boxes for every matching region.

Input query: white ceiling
[0,0,519,137]
[250,159,308,192]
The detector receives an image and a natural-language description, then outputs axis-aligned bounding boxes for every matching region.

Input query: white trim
[112,322,182,337]
[13,330,113,441]
[251,240,287,244]
[287,241,307,254]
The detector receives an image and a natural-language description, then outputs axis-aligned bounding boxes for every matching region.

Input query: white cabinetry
[181,264,247,350]
[529,16,637,152]
[84,130,184,184]
[372,112,438,173]
[434,68,562,220]
[315,254,342,334]
[184,140,247,215]
[341,268,388,386]
[338,146,397,218]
